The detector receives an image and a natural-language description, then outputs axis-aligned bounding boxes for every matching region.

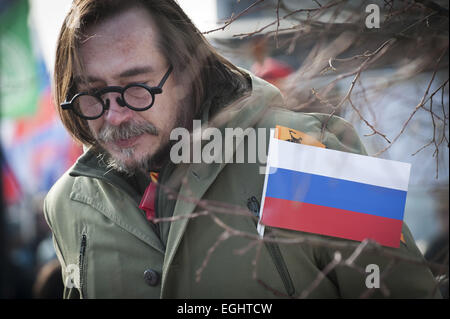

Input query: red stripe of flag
[2,164,22,205]
[261,196,403,248]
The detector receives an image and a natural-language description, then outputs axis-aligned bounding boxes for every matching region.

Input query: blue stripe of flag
[266,167,406,220]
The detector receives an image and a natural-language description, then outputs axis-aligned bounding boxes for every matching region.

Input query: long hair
[54,0,248,146]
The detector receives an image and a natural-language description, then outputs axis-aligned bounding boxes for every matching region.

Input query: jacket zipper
[264,242,296,297]
[79,232,88,298]
[154,161,173,221]
[247,196,296,297]
[154,173,162,222]
[154,163,172,241]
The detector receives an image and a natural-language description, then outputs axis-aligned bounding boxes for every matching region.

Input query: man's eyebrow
[118,66,155,78]
[73,66,155,85]
[73,75,102,85]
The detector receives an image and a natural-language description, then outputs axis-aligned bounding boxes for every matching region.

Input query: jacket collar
[70,148,142,200]
[69,148,166,253]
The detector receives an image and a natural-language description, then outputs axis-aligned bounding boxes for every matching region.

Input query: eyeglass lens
[123,86,153,108]
[74,86,154,118]
[74,95,103,118]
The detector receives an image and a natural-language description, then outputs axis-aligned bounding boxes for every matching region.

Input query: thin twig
[203,0,266,35]
[348,98,391,144]
[232,0,345,38]
[375,46,448,156]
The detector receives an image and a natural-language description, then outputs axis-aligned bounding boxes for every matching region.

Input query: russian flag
[259,131,411,248]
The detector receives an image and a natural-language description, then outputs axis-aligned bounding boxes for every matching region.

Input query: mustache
[96,121,158,143]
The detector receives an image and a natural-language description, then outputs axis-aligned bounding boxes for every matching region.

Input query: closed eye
[128,80,155,87]
[126,86,149,98]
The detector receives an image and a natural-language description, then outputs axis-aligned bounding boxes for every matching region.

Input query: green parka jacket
[44,71,440,299]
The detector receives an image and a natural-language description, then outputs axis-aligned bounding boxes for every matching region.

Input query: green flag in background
[0,0,39,118]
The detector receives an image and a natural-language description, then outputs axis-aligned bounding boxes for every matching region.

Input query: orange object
[400,233,406,244]
[275,125,325,148]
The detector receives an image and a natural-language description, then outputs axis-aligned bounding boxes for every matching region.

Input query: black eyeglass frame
[61,65,173,120]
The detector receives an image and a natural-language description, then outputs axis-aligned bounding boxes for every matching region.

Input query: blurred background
[0,0,448,298]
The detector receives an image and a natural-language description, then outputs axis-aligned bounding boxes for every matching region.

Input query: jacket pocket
[79,230,88,298]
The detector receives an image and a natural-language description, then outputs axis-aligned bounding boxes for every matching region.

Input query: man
[45,0,440,298]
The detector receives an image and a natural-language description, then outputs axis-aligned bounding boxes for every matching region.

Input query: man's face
[76,7,184,174]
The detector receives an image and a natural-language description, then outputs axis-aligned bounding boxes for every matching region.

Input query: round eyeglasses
[61,65,173,120]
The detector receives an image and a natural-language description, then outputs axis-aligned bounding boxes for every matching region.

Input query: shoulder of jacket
[306,112,359,135]
[45,170,75,204]
[256,108,367,155]
[43,170,76,227]
[44,147,106,219]
[242,68,286,108]
[261,108,350,127]
[239,69,357,137]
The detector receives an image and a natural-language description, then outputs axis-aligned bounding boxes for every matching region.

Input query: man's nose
[103,93,133,126]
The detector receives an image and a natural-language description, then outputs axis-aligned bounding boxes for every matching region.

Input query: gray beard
[92,120,160,176]
[100,139,171,176]
[93,88,192,176]
[94,111,187,176]
[105,147,150,176]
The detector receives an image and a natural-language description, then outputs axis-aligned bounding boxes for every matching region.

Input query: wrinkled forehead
[81,6,159,46]
[74,6,165,83]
